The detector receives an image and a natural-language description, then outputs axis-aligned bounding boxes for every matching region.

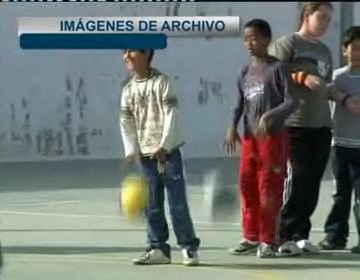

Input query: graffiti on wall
[197,77,223,106]
[8,76,105,158]
[165,2,181,16]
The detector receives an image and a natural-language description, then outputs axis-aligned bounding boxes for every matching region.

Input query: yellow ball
[120,173,149,221]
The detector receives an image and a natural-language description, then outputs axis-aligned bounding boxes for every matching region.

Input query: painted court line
[0,209,240,227]
[4,200,77,207]
[0,209,357,233]
[0,210,120,220]
[7,255,286,280]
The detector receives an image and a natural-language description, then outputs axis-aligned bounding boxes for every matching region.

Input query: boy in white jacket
[120,49,200,266]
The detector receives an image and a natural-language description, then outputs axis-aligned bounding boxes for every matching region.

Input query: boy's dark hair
[343,26,360,48]
[244,19,272,40]
[140,49,154,64]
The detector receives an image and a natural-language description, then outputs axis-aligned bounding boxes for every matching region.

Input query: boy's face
[243,27,269,57]
[123,50,150,72]
[343,39,360,68]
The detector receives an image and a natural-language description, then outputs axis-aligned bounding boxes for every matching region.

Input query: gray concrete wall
[0,2,343,163]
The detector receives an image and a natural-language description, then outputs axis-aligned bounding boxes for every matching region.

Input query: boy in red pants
[224,19,298,258]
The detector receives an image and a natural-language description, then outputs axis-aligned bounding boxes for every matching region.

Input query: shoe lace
[139,246,154,259]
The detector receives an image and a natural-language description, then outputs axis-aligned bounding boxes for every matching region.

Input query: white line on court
[7,255,286,280]
[0,209,357,233]
[0,209,237,226]
[0,210,120,220]
[2,200,77,207]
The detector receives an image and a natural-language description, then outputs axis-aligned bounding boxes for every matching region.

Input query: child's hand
[126,154,139,164]
[224,127,240,156]
[344,96,360,114]
[153,148,168,162]
[304,74,325,91]
[256,113,273,138]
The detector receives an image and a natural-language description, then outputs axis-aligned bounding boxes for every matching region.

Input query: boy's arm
[268,36,294,62]
[158,78,179,152]
[327,68,351,105]
[230,71,246,130]
[327,71,360,112]
[322,54,349,104]
[119,91,138,158]
[264,62,299,121]
[269,36,311,89]
[327,83,352,105]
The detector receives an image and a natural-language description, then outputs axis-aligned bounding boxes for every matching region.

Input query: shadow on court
[2,245,227,255]
[199,261,360,271]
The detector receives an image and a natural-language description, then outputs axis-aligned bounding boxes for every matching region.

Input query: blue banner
[19,33,167,50]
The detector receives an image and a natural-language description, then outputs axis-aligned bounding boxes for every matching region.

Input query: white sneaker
[182,249,199,266]
[278,241,303,256]
[132,248,171,265]
[296,239,320,254]
[256,243,277,258]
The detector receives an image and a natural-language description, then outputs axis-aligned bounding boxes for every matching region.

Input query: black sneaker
[350,244,360,254]
[229,240,259,255]
[318,239,346,250]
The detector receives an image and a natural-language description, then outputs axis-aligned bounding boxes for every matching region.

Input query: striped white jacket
[120,68,184,157]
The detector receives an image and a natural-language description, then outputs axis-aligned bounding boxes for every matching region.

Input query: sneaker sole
[301,249,320,254]
[183,261,200,266]
[229,248,258,255]
[257,250,277,258]
[277,250,303,257]
[257,254,277,258]
[132,259,171,265]
[319,246,346,251]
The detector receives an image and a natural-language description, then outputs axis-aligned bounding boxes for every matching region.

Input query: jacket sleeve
[158,78,179,151]
[119,91,138,157]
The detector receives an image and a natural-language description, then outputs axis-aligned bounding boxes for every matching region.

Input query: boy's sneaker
[256,243,277,258]
[318,239,346,250]
[132,247,171,265]
[229,240,259,255]
[350,244,360,254]
[297,239,320,254]
[182,249,199,266]
[278,241,303,256]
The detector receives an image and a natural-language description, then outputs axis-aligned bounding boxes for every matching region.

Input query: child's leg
[163,149,200,252]
[353,196,360,244]
[280,128,331,244]
[352,187,360,253]
[131,157,171,265]
[257,132,288,246]
[0,241,2,271]
[321,146,351,248]
[349,148,360,250]
[140,157,170,253]
[239,136,260,242]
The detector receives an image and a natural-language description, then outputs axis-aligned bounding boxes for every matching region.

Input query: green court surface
[0,161,359,279]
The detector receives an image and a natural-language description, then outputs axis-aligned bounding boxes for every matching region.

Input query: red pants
[239,132,288,245]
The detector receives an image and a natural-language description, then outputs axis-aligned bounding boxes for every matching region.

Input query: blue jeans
[140,148,200,252]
